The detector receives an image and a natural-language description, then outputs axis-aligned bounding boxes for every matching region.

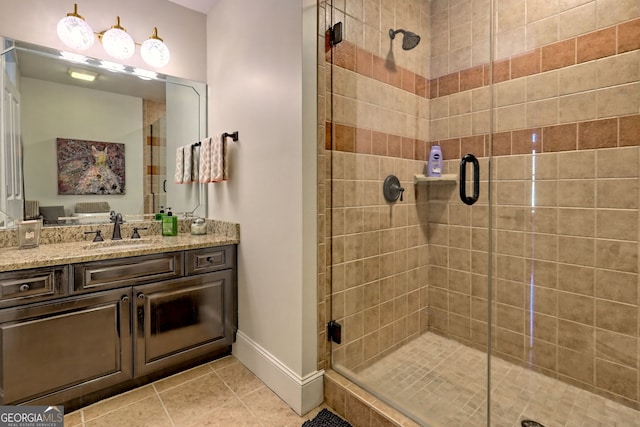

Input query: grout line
[152,383,177,427]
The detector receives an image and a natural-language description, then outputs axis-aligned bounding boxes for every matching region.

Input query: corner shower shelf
[413,173,457,184]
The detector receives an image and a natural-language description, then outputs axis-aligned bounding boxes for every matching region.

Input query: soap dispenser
[155,206,165,221]
[427,145,442,177]
[162,208,178,236]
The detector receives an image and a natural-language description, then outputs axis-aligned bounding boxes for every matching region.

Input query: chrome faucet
[110,211,123,240]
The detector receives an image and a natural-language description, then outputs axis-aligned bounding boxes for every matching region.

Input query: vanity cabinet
[0,244,236,407]
[0,288,132,405]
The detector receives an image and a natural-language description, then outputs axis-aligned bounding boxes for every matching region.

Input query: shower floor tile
[344,332,640,427]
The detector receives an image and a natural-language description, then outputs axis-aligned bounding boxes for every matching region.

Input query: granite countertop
[0,219,240,272]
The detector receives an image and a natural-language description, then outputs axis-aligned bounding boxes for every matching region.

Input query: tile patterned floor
[64,356,325,427]
[345,332,640,427]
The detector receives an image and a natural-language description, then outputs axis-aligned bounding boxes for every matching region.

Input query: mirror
[0,37,207,227]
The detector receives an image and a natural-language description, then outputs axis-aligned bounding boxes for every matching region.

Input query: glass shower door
[488,1,640,426]
[324,0,493,425]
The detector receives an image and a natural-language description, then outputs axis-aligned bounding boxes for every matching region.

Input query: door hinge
[328,22,343,46]
[327,320,341,344]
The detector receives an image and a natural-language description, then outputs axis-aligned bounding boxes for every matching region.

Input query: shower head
[389,28,421,50]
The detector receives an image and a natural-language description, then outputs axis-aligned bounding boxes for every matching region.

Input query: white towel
[211,135,224,182]
[183,145,192,183]
[199,137,212,183]
[175,146,184,184]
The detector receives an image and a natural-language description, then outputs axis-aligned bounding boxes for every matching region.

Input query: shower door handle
[459,154,479,206]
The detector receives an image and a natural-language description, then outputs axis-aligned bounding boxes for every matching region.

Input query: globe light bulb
[56,3,94,51]
[101,17,135,60]
[140,28,170,68]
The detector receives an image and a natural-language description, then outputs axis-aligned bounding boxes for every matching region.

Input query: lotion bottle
[162,208,178,236]
[427,145,442,177]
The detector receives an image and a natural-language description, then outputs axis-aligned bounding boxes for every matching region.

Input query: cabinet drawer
[73,252,183,293]
[186,246,235,275]
[0,266,67,308]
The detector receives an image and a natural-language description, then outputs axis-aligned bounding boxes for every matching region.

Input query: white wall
[206,0,320,415]
[0,0,206,82]
[21,77,143,215]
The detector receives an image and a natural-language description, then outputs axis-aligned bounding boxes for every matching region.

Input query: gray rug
[302,408,352,427]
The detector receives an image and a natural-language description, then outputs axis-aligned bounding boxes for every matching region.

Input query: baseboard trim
[232,330,324,415]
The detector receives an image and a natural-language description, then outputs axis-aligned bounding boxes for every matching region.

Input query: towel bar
[222,131,239,142]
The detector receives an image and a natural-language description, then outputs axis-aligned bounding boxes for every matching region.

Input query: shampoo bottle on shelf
[162,208,178,236]
[427,145,442,177]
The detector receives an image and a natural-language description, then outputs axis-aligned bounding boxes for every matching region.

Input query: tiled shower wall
[142,100,166,215]
[318,0,640,413]
[428,0,640,410]
[317,0,434,372]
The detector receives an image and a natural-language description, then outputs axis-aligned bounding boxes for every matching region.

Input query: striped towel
[199,138,212,183]
[175,146,184,184]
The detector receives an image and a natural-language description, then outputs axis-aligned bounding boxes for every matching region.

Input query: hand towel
[211,134,224,182]
[175,146,184,184]
[191,144,200,182]
[183,145,192,183]
[199,137,212,183]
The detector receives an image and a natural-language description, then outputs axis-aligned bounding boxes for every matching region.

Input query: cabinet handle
[121,295,130,303]
[137,293,145,300]
[206,257,213,263]
[19,284,30,292]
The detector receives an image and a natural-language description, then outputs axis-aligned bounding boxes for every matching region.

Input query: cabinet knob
[19,284,30,292]
[137,293,145,300]
[206,256,213,263]
[121,295,130,303]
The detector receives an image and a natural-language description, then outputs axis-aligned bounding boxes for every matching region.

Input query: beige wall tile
[527,0,560,22]
[527,70,559,101]
[597,51,640,89]
[527,99,559,127]
[495,27,527,60]
[558,264,595,295]
[596,147,638,178]
[558,208,595,237]
[557,180,596,207]
[496,79,527,107]
[558,236,595,266]
[595,358,638,401]
[496,104,527,132]
[558,346,594,385]
[596,329,638,368]
[597,83,640,118]
[559,62,597,95]
[595,239,638,273]
[559,2,596,39]
[557,291,594,324]
[496,0,526,32]
[595,299,638,335]
[558,318,594,352]
[558,150,595,178]
[596,0,640,27]
[597,179,639,209]
[526,232,559,261]
[595,269,638,304]
[559,91,597,123]
[596,210,638,241]
[526,15,559,49]
[558,0,593,12]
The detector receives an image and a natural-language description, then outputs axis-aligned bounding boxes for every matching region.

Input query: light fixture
[99,60,126,73]
[100,17,135,60]
[140,28,170,68]
[56,4,170,68]
[56,3,94,51]
[68,68,98,81]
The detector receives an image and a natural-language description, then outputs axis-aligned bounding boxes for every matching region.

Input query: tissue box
[17,219,42,249]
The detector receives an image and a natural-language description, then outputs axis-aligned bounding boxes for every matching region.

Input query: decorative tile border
[326,114,640,160]
[327,18,640,101]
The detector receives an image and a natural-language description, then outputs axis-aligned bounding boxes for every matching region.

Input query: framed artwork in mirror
[57,138,126,195]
